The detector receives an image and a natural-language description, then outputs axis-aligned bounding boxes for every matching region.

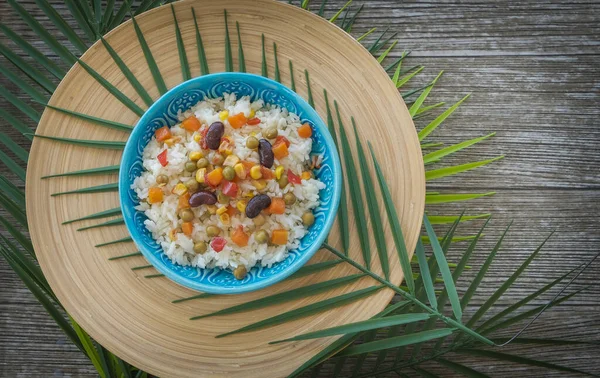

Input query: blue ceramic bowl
[119,73,342,294]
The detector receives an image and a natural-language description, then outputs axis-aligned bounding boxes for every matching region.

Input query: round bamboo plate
[26,1,425,377]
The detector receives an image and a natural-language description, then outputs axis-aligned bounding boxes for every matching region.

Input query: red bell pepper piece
[157,149,168,167]
[287,169,301,185]
[247,117,261,126]
[222,181,239,197]
[211,237,227,252]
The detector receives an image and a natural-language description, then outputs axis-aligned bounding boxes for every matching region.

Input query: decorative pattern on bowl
[119,73,342,294]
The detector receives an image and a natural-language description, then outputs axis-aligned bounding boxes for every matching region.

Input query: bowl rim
[119,72,342,294]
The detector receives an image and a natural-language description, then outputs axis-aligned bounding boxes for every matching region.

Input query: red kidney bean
[205,122,225,150]
[189,191,217,207]
[258,139,274,168]
[245,194,272,218]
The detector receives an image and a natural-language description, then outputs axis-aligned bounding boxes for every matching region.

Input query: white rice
[131,93,324,272]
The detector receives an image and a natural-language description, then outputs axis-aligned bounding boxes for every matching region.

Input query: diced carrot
[298,123,313,138]
[182,116,201,132]
[260,166,274,180]
[271,229,288,245]
[155,126,172,142]
[275,135,291,148]
[177,192,191,210]
[267,197,285,215]
[301,171,312,180]
[227,112,248,129]
[206,167,223,186]
[231,225,250,247]
[181,222,193,236]
[226,205,237,216]
[272,142,289,160]
[147,187,164,204]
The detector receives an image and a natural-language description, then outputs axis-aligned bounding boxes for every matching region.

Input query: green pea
[283,192,296,206]
[254,230,269,244]
[223,166,236,181]
[302,212,315,227]
[185,180,199,192]
[246,136,259,149]
[264,127,278,139]
[206,225,221,237]
[193,242,207,254]
[196,158,209,169]
[185,161,197,172]
[233,265,247,280]
[156,174,169,185]
[179,209,194,222]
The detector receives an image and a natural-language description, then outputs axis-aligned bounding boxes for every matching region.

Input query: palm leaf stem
[321,243,494,346]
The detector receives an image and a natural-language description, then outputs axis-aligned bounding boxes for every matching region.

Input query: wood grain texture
[1,0,599,377]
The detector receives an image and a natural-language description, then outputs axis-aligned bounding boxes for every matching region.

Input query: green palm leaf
[34,0,88,54]
[273,313,429,345]
[0,84,41,122]
[0,132,28,162]
[236,22,246,73]
[39,103,133,132]
[97,236,133,248]
[423,133,496,164]
[191,274,365,320]
[368,142,414,293]
[352,118,389,279]
[0,108,33,138]
[423,215,463,320]
[335,102,370,268]
[192,8,209,75]
[216,285,383,338]
[0,176,25,208]
[0,149,26,181]
[415,240,437,310]
[223,10,233,73]
[436,358,490,377]
[426,156,504,181]
[100,37,154,107]
[29,134,126,150]
[108,251,142,261]
[63,207,122,225]
[426,192,496,204]
[0,62,48,103]
[131,15,168,95]
[339,328,454,357]
[0,24,65,81]
[77,217,125,231]
[0,214,34,258]
[418,94,470,141]
[273,43,281,83]
[51,182,119,197]
[409,71,444,117]
[261,34,268,77]
[43,165,120,179]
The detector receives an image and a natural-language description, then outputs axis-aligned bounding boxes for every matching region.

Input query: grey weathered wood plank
[1,0,599,377]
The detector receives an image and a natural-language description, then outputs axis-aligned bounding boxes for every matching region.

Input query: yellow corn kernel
[252,179,267,191]
[164,138,175,147]
[301,171,312,180]
[169,229,177,241]
[189,151,203,161]
[171,183,188,196]
[219,110,229,121]
[250,165,263,180]
[275,165,285,180]
[244,191,255,199]
[195,168,207,183]
[234,163,247,179]
[249,109,256,118]
[236,200,247,213]
[216,206,228,215]
[219,213,231,225]
[223,154,240,167]
[250,131,257,137]
[207,205,218,215]
[193,133,202,142]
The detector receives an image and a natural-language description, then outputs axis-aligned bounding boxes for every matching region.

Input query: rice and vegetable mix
[132,93,324,280]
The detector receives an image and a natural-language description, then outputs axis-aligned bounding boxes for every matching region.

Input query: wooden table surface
[1,1,598,377]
